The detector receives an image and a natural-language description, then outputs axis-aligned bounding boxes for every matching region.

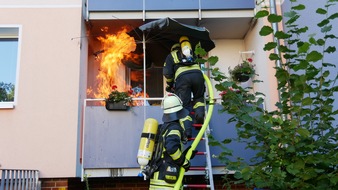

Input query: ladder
[174,74,215,190]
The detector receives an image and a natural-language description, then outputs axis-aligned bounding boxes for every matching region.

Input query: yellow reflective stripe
[175,64,201,79]
[171,148,182,161]
[166,78,173,83]
[150,179,175,189]
[193,101,205,109]
[167,129,181,138]
[180,115,192,122]
[179,120,185,130]
[171,51,180,63]
[153,171,159,180]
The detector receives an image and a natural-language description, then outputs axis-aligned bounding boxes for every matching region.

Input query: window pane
[130,67,163,106]
[0,31,18,102]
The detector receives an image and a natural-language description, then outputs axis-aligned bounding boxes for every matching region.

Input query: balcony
[81,100,258,177]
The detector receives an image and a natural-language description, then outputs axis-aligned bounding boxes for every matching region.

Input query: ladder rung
[183,184,211,188]
[189,167,207,171]
[188,137,205,141]
[192,124,202,128]
[195,151,206,155]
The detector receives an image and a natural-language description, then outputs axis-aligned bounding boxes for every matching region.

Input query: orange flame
[92,28,138,99]
[87,27,150,106]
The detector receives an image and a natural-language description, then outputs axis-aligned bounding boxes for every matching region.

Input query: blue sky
[0,40,17,84]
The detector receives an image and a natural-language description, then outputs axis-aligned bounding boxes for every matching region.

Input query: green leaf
[309,37,317,44]
[275,31,291,39]
[208,56,219,66]
[279,45,291,53]
[330,175,338,185]
[255,10,269,18]
[321,25,332,33]
[195,58,207,64]
[292,4,306,10]
[324,34,337,39]
[317,19,330,27]
[286,164,300,175]
[297,128,310,137]
[241,167,252,180]
[284,11,297,18]
[294,26,308,34]
[316,8,327,14]
[285,14,300,25]
[298,42,310,53]
[328,12,338,20]
[268,14,283,23]
[317,39,325,46]
[293,60,309,71]
[221,138,232,144]
[302,97,313,106]
[325,46,336,53]
[264,42,277,51]
[259,25,273,36]
[306,51,323,62]
[194,43,207,56]
[323,70,330,77]
[269,53,280,60]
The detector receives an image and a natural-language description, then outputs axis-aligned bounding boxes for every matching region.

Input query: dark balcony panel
[88,0,143,11]
[201,0,255,10]
[88,0,255,12]
[83,106,163,168]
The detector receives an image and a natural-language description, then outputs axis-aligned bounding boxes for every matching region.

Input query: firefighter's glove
[166,85,174,93]
[166,82,174,92]
[182,159,190,171]
[191,150,198,160]
[175,146,191,166]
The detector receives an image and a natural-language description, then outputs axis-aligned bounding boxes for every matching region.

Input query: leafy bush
[198,0,338,189]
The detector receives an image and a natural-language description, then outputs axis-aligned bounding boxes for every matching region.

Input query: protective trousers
[174,71,205,125]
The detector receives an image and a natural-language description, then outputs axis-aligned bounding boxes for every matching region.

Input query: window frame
[0,25,21,109]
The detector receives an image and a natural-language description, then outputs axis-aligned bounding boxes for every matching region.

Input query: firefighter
[149,94,191,189]
[163,36,206,129]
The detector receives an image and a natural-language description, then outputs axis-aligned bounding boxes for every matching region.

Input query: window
[0,26,20,109]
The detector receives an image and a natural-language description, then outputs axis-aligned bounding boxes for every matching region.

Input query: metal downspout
[269,0,282,102]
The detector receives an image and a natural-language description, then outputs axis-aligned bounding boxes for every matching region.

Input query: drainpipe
[269,0,282,102]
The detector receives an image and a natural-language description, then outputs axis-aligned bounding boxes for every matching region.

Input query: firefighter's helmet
[161,93,189,122]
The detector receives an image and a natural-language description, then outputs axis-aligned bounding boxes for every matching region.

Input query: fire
[90,28,137,97]
[87,27,149,106]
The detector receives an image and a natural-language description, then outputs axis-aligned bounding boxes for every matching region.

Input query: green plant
[196,0,338,189]
[105,85,133,105]
[0,82,14,102]
[229,58,255,83]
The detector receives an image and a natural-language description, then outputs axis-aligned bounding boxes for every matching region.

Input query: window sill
[0,102,15,109]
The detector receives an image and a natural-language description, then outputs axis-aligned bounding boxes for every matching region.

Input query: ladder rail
[174,74,215,190]
[204,126,215,190]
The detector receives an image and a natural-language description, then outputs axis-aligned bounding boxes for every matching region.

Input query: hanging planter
[105,101,129,111]
[234,72,251,83]
[229,58,255,83]
[105,85,133,111]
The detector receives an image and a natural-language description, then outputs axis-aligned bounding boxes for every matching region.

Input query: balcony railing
[0,169,40,190]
